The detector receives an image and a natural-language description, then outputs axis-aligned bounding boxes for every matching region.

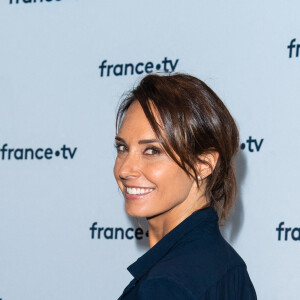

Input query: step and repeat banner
[0,1,299,299]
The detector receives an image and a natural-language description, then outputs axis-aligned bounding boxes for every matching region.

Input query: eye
[114,144,127,153]
[144,147,161,155]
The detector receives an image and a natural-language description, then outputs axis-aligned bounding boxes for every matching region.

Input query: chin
[125,205,151,218]
[125,205,166,220]
[125,209,146,218]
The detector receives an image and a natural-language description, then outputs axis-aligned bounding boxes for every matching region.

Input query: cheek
[113,159,122,187]
[144,161,172,184]
[113,160,118,179]
[146,162,191,193]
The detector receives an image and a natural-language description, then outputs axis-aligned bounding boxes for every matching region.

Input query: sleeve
[135,277,195,300]
[202,265,257,300]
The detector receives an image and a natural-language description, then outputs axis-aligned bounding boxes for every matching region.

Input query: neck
[147,194,207,248]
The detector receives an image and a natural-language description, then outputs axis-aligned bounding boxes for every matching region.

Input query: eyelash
[114,144,161,155]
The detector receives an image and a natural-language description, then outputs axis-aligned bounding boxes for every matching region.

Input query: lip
[123,184,155,189]
[124,187,155,201]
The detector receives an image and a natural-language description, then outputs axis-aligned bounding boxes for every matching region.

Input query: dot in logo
[55,151,60,157]
[156,64,161,70]
[240,143,245,150]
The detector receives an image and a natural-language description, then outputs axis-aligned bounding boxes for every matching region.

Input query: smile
[126,187,154,195]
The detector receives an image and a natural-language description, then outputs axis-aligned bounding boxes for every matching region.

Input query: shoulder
[203,264,257,299]
[145,230,252,297]
[134,276,195,300]
[152,225,246,277]
[139,264,256,300]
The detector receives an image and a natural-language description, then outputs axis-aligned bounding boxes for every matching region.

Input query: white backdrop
[1,1,299,299]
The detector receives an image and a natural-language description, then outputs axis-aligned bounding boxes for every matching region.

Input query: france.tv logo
[0,144,77,160]
[276,222,300,241]
[90,222,148,240]
[98,57,179,77]
[240,136,264,152]
[9,0,61,4]
[287,38,300,58]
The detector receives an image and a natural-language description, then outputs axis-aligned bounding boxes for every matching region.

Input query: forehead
[118,100,181,162]
[118,101,159,138]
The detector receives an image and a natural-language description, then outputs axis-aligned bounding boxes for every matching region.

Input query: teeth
[127,187,154,195]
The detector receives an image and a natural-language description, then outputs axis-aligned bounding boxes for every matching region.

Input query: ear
[196,151,219,180]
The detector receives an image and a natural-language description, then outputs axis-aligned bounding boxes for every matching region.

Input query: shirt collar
[127,207,218,280]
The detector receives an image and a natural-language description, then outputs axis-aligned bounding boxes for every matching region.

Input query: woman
[114,73,257,299]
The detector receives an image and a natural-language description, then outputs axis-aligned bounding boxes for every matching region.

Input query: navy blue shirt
[119,207,257,299]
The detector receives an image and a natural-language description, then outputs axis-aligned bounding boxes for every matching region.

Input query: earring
[197,175,201,180]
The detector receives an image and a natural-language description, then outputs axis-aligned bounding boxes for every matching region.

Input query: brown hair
[116,73,239,221]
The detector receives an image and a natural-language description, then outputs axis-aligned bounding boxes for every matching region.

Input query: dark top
[118,207,257,299]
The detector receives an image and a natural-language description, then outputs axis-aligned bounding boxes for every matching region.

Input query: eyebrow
[115,136,160,145]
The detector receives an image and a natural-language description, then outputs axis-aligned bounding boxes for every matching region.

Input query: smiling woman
[114,101,200,232]
[114,73,257,300]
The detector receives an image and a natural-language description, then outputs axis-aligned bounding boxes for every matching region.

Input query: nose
[116,151,141,180]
